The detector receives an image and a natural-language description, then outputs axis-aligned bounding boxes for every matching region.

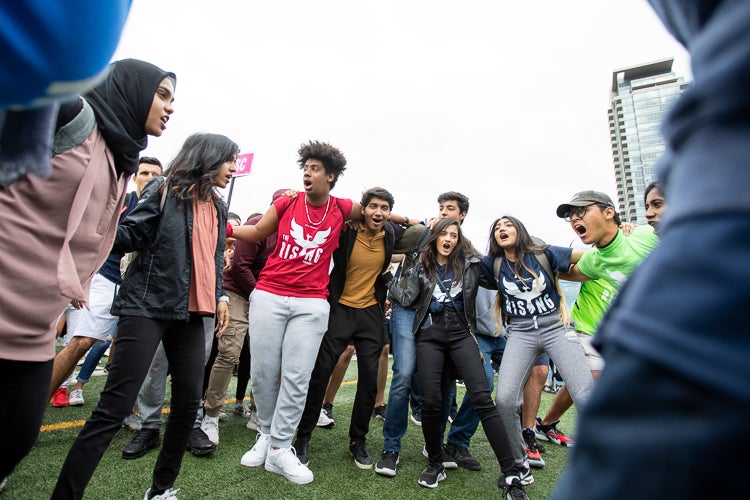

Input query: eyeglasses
[563,205,595,222]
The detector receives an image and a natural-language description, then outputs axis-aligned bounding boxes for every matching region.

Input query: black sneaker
[349,440,373,469]
[322,402,334,421]
[523,427,546,453]
[421,446,458,469]
[522,428,545,468]
[444,444,481,471]
[293,435,310,465]
[417,463,446,489]
[410,412,422,426]
[372,404,387,420]
[375,451,399,477]
[187,428,216,457]
[498,475,529,500]
[122,428,160,459]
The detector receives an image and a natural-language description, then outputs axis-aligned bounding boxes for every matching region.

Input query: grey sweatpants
[495,313,593,466]
[248,289,330,448]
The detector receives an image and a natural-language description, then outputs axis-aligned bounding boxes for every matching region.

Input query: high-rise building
[608,58,690,223]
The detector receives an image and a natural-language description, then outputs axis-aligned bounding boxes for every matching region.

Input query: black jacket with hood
[111,176,227,319]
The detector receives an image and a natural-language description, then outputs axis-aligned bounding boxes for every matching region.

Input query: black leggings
[52,314,206,499]
[0,358,53,482]
[416,315,515,474]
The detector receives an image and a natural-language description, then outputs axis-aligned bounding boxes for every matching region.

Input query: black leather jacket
[111,177,227,319]
[391,254,482,335]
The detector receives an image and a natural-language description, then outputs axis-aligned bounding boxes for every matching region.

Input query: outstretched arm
[558,263,591,282]
[232,204,279,244]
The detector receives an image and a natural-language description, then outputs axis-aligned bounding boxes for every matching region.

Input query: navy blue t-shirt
[98,191,139,284]
[480,246,571,318]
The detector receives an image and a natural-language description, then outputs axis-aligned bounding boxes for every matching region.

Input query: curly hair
[165,133,239,206]
[297,140,347,189]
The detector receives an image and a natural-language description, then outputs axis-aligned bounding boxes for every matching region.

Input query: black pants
[235,332,251,400]
[0,358,53,482]
[417,312,514,473]
[297,303,383,442]
[51,314,207,499]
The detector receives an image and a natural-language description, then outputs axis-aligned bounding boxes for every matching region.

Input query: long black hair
[420,218,476,284]
[489,215,570,327]
[165,133,239,206]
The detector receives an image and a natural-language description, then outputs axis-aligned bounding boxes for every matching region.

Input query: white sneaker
[68,389,84,406]
[241,432,271,467]
[316,408,334,428]
[246,411,260,431]
[218,411,229,422]
[143,487,180,499]
[265,447,314,485]
[200,416,220,444]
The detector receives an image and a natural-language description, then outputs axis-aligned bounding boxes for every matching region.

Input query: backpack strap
[52,98,95,155]
[533,250,554,284]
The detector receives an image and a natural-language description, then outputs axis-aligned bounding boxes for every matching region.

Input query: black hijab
[84,59,176,175]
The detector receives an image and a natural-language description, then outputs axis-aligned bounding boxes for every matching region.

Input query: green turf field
[8,358,575,499]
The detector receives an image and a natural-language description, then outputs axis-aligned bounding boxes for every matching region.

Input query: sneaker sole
[240,453,266,467]
[68,400,84,406]
[418,471,446,488]
[122,440,159,460]
[528,459,545,468]
[188,445,215,457]
[264,462,314,485]
[375,466,397,477]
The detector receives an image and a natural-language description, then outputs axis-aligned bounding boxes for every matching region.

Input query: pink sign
[234,153,254,177]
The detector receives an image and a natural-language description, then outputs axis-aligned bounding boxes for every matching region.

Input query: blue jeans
[382,303,417,452]
[75,339,111,384]
[448,333,506,448]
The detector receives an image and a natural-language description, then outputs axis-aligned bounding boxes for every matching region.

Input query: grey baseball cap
[556,190,615,218]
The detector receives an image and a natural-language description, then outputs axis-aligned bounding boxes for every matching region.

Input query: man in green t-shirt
[533,191,658,447]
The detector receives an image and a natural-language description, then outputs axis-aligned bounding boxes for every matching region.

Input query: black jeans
[0,358,53,482]
[297,303,383,442]
[51,314,207,499]
[416,311,514,474]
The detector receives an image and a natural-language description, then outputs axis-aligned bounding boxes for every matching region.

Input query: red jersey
[256,194,353,298]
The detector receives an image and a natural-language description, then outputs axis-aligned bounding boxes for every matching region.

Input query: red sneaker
[534,417,575,447]
[51,387,69,407]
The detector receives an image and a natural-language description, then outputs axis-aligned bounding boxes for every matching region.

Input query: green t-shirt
[571,279,617,336]
[577,225,659,290]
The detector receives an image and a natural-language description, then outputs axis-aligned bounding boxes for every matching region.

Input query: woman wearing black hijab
[44,59,177,403]
[0,59,175,492]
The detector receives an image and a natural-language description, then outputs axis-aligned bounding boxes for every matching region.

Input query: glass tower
[608,58,690,223]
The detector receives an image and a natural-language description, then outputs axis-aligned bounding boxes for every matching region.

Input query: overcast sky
[113,0,689,249]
